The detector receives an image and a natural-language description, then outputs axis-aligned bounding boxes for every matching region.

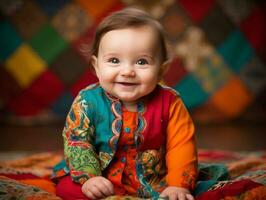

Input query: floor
[196,122,266,151]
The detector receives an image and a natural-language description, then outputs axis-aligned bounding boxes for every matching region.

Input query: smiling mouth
[116,82,137,86]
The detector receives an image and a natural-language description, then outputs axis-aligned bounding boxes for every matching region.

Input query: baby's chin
[118,97,139,105]
[107,89,151,104]
[111,92,139,102]
[117,91,153,104]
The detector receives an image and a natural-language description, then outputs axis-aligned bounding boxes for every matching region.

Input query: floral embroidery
[140,147,166,177]
[63,94,101,183]
[180,164,198,190]
[99,152,112,169]
[109,100,122,152]
[105,92,123,153]
[135,102,146,147]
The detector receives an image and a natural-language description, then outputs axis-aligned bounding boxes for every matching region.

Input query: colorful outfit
[53,83,197,199]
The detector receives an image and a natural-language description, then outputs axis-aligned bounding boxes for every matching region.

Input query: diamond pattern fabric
[0,0,265,123]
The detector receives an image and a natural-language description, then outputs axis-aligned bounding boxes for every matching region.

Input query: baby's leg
[56,175,89,200]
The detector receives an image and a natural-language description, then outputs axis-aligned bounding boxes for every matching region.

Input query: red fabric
[56,175,89,200]
[178,0,215,22]
[70,68,98,97]
[163,57,187,87]
[196,179,262,200]
[198,150,240,162]
[0,173,40,180]
[95,1,125,24]
[7,69,64,116]
[241,6,266,51]
[0,67,22,104]
[141,87,176,151]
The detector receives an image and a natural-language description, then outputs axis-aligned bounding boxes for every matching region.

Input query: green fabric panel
[29,23,68,64]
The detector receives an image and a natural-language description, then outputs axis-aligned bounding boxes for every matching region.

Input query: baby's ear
[159,60,171,78]
[91,55,97,67]
[91,55,99,74]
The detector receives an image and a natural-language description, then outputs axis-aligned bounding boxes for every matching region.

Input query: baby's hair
[91,7,168,64]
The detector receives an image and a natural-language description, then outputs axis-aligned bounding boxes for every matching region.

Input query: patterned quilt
[0,0,265,124]
[0,150,265,200]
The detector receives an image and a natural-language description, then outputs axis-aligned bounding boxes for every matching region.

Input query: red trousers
[56,175,89,200]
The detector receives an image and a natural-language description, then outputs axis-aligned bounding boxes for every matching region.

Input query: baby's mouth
[116,82,137,86]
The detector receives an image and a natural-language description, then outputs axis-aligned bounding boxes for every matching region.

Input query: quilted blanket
[0,150,265,200]
[1,0,266,124]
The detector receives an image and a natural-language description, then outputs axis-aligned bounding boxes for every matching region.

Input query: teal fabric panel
[174,74,209,109]
[0,21,22,62]
[218,30,254,73]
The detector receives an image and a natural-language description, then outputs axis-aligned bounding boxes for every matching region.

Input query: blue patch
[51,91,74,117]
[35,0,70,16]
[124,127,130,133]
[121,157,126,163]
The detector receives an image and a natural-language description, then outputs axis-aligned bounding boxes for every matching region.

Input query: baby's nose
[121,65,136,76]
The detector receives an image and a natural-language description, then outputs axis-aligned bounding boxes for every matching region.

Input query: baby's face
[92,25,162,106]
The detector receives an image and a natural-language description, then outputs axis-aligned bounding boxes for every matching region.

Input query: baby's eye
[108,58,120,64]
[136,59,148,65]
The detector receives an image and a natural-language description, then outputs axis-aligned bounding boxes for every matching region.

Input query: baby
[54,8,198,200]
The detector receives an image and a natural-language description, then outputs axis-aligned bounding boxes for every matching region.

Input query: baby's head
[91,8,169,108]
[91,7,168,65]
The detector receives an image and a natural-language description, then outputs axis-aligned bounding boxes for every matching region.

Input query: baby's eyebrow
[103,53,119,58]
[140,55,153,58]
[138,55,155,61]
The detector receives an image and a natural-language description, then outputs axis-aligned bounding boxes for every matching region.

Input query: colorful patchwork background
[0,0,265,124]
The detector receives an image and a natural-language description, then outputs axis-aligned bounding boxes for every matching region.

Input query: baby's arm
[82,176,114,199]
[164,97,198,198]
[63,94,101,184]
[64,92,114,198]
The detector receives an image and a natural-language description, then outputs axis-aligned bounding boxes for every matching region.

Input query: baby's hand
[81,176,114,199]
[160,186,194,200]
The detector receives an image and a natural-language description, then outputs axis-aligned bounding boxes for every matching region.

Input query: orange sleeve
[165,97,198,190]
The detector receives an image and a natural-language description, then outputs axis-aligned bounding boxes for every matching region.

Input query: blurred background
[0,0,265,152]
